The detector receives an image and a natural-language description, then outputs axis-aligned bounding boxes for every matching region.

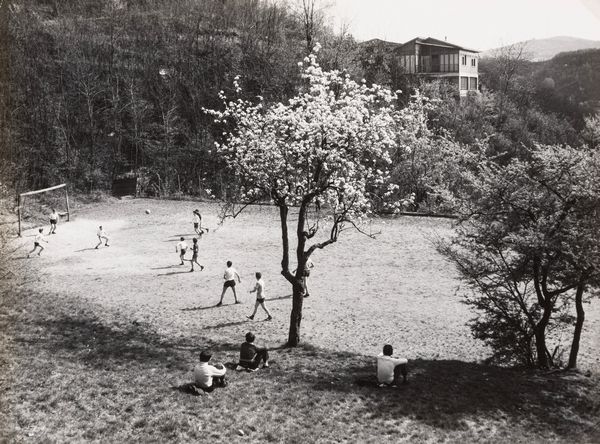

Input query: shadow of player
[156,270,194,276]
[265,294,292,302]
[180,305,218,312]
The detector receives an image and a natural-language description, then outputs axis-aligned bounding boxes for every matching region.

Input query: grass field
[1,198,599,443]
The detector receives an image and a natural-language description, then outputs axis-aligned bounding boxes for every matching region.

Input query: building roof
[400,37,479,53]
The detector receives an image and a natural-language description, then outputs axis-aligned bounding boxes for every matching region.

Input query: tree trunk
[534,329,548,368]
[287,200,309,346]
[287,282,305,346]
[567,280,586,369]
[534,304,553,368]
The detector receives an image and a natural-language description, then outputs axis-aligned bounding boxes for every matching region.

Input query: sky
[327,0,600,51]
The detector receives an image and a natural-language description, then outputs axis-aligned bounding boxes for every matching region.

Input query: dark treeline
[1,0,358,197]
[1,0,596,204]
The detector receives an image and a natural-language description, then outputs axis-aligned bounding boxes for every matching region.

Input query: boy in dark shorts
[247,272,272,321]
[188,237,204,272]
[216,260,241,306]
[193,210,202,235]
[49,208,59,234]
[302,257,314,298]
[176,237,188,265]
[28,228,48,257]
[235,332,270,371]
[95,226,110,248]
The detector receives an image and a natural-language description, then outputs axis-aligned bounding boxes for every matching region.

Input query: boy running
[49,208,59,234]
[28,228,48,257]
[193,210,202,235]
[188,237,204,272]
[247,272,272,321]
[95,226,110,248]
[176,237,188,265]
[216,261,241,306]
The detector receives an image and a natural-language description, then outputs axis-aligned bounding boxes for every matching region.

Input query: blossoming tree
[205,45,417,346]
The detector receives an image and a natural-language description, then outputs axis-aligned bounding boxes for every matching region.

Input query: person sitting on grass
[193,351,227,392]
[377,344,408,387]
[235,332,270,371]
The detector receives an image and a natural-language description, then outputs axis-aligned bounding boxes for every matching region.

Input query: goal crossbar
[20,183,67,197]
[18,183,70,236]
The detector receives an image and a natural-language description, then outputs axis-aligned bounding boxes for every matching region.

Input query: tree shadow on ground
[275,347,600,438]
[204,320,249,330]
[27,311,240,370]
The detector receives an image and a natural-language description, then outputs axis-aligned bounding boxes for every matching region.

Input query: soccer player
[95,226,110,249]
[216,260,241,306]
[188,237,204,272]
[193,210,202,235]
[176,237,188,265]
[247,272,272,321]
[302,257,315,298]
[49,208,59,234]
[28,228,48,257]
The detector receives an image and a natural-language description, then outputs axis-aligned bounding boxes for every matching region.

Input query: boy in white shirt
[95,226,110,249]
[49,208,59,234]
[216,260,241,306]
[377,344,408,386]
[176,237,188,265]
[193,351,227,392]
[247,272,272,321]
[28,228,48,257]
[193,210,202,235]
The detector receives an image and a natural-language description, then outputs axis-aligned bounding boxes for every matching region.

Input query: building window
[461,55,467,65]
[471,58,476,67]
[469,77,478,90]
[460,76,468,90]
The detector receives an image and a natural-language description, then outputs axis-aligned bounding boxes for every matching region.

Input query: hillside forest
[1,0,599,208]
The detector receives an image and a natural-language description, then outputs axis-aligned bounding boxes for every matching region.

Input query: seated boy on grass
[235,332,270,371]
[377,344,408,387]
[193,350,227,392]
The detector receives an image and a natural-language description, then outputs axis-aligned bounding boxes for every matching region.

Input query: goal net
[18,184,70,236]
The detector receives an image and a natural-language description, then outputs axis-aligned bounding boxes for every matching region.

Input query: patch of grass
[2,286,600,443]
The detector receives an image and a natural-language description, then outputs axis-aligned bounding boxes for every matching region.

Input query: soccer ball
[145,209,151,214]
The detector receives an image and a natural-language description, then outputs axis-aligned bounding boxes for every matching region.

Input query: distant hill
[532,48,600,112]
[482,36,600,61]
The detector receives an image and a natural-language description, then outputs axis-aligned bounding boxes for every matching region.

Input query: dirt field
[3,198,599,442]
[14,198,599,366]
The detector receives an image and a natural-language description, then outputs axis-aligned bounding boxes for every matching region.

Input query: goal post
[18,183,70,236]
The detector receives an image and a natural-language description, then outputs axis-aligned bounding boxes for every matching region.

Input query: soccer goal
[17,183,70,236]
